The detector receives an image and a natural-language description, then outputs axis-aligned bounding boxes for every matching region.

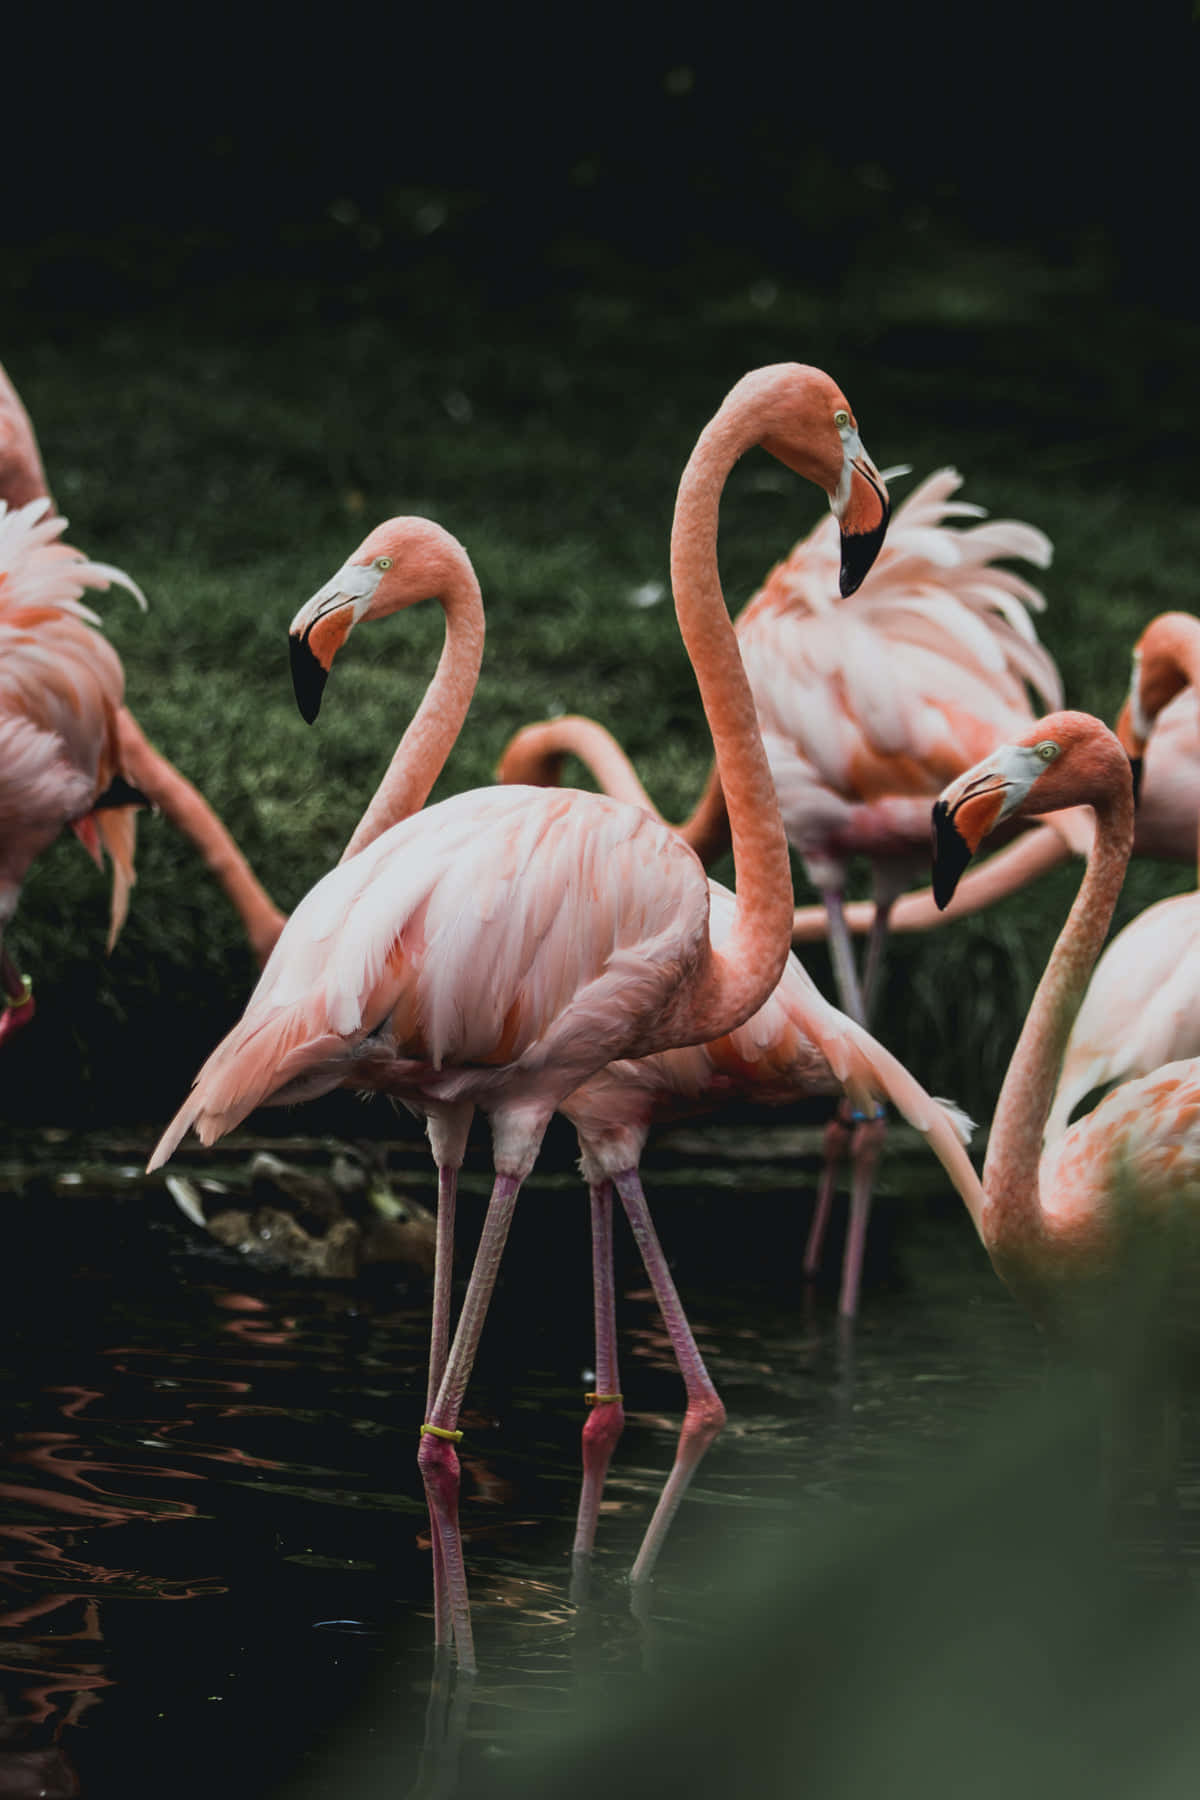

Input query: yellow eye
[1034,741,1059,763]
[375,555,393,571]
[834,409,850,428]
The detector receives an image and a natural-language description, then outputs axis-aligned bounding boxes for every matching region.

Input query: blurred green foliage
[2,230,1197,1131]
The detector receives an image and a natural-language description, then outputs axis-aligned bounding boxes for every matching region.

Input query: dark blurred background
[4,1,1196,331]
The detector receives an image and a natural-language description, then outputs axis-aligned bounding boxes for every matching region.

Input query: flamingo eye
[1034,741,1060,763]
[834,409,850,428]
[374,555,393,571]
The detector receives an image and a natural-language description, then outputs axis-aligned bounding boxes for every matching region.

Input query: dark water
[2,1123,1199,1798]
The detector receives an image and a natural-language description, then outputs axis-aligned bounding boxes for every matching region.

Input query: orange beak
[931,781,1007,910]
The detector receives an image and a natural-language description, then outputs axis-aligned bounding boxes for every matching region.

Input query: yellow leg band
[2,974,32,1010]
[419,1422,463,1443]
[585,1392,623,1406]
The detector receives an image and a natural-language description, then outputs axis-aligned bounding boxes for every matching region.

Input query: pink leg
[837,1112,886,1320]
[803,1108,851,1277]
[418,1170,522,1673]
[821,887,867,1027]
[612,1168,725,1587]
[425,1164,459,1651]
[860,897,894,1026]
[572,1180,626,1565]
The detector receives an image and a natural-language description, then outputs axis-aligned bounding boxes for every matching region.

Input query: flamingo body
[0,499,146,977]
[151,782,715,1169]
[1045,891,1200,1141]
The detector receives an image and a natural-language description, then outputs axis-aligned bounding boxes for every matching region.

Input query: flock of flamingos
[4,355,1200,1670]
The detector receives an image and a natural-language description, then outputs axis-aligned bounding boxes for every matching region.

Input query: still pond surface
[2,1118,1199,1799]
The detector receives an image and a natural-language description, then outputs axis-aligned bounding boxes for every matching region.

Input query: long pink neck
[981,784,1134,1257]
[496,715,730,863]
[666,400,794,1041]
[116,709,286,967]
[340,553,485,861]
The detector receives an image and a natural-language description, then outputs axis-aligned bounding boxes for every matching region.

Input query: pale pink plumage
[1044,613,1200,1142]
[0,498,147,963]
[0,364,285,998]
[149,364,892,1669]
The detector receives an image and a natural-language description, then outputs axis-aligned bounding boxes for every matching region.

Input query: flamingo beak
[289,602,354,724]
[931,779,1008,910]
[1113,699,1145,807]
[837,455,890,597]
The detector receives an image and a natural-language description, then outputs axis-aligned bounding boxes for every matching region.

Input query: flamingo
[931,710,1200,1385]
[0,361,285,1032]
[0,497,151,1039]
[496,469,1067,1312]
[1044,613,1200,1141]
[147,362,890,1669]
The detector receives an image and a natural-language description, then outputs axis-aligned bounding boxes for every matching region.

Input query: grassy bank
[3,234,1198,1131]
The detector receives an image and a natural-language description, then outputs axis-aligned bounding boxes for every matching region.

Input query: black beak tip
[839,498,891,598]
[1129,754,1143,808]
[290,632,327,725]
[930,799,973,911]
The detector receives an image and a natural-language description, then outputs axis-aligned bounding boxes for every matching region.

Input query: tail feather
[146,1007,361,1172]
[96,805,138,951]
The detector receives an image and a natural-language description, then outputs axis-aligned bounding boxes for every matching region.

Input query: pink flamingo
[931,710,1200,1369]
[0,497,149,1039]
[0,499,285,1042]
[0,359,286,1036]
[148,362,889,1669]
[496,473,1066,1311]
[1044,613,1200,1141]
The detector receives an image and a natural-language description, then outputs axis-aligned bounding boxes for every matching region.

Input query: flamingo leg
[418,1170,522,1673]
[572,1180,626,1570]
[837,1111,887,1319]
[860,896,895,1027]
[611,1168,725,1587]
[425,1163,459,1651]
[803,1107,851,1278]
[820,887,867,1027]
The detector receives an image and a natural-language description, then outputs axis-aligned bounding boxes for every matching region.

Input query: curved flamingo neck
[981,782,1134,1260]
[340,553,485,861]
[667,399,793,1040]
[115,709,286,967]
[496,716,731,864]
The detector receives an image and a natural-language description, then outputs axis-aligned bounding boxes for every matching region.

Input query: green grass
[3,235,1198,1129]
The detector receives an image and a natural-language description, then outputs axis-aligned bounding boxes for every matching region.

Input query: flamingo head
[931,712,1132,909]
[1114,614,1200,804]
[288,516,473,722]
[750,364,889,596]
